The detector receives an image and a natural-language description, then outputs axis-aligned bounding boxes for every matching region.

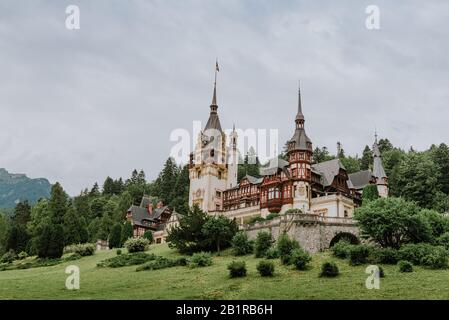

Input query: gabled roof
[241,174,263,185]
[260,158,289,176]
[348,170,374,190]
[312,159,346,187]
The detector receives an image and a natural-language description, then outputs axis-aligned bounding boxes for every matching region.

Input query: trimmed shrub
[116,249,122,255]
[348,245,371,266]
[290,248,312,270]
[398,243,434,265]
[227,261,247,278]
[17,251,29,260]
[108,223,123,249]
[190,252,213,268]
[64,243,96,257]
[124,237,150,253]
[398,260,413,273]
[231,232,254,256]
[1,250,16,264]
[175,257,188,266]
[331,241,352,259]
[277,233,300,265]
[320,262,339,277]
[97,252,156,268]
[254,231,274,258]
[257,260,275,277]
[265,247,279,259]
[421,246,448,269]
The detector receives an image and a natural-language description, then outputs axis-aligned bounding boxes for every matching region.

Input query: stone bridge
[243,213,359,253]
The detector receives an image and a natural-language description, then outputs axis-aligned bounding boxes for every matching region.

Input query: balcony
[267,198,282,213]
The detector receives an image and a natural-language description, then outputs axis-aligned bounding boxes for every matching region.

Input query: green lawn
[1,243,449,300]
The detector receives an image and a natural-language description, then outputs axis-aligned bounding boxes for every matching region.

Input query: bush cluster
[290,248,312,270]
[231,232,253,256]
[189,252,213,268]
[348,245,371,266]
[1,250,16,264]
[64,243,96,257]
[227,261,247,278]
[331,241,352,259]
[136,256,186,272]
[398,243,448,268]
[124,238,150,253]
[254,231,274,258]
[97,252,156,268]
[265,247,279,259]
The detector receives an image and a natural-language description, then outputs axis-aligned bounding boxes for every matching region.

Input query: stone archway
[329,232,360,247]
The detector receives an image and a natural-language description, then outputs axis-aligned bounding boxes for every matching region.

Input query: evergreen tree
[340,156,361,174]
[73,193,91,220]
[89,182,101,198]
[430,143,449,194]
[35,223,65,259]
[47,182,68,224]
[202,215,238,255]
[360,145,372,170]
[312,146,334,164]
[87,217,101,242]
[143,230,154,244]
[63,206,88,245]
[108,223,123,249]
[378,138,393,154]
[362,184,380,205]
[121,221,134,243]
[170,164,190,215]
[102,176,115,196]
[337,142,345,159]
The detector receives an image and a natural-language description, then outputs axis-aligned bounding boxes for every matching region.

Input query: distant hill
[0,168,51,208]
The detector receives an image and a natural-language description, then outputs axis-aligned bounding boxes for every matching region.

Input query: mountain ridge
[0,168,51,208]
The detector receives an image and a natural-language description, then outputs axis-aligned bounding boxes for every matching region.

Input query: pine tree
[47,182,68,225]
[63,206,88,245]
[102,176,115,196]
[121,221,134,243]
[360,146,372,170]
[109,223,123,249]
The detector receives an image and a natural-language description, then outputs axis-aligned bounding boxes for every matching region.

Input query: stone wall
[243,213,359,253]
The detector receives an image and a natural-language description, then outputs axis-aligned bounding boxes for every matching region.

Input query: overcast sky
[0,0,448,195]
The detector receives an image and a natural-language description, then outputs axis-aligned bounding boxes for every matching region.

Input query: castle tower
[372,133,389,198]
[189,62,228,213]
[287,83,313,212]
[226,124,238,189]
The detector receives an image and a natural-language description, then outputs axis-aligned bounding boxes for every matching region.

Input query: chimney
[156,201,163,209]
[148,203,153,214]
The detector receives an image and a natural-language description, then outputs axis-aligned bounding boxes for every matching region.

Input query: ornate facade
[189,77,388,225]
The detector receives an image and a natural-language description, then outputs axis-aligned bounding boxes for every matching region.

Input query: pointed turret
[288,83,312,153]
[372,132,388,197]
[204,62,222,133]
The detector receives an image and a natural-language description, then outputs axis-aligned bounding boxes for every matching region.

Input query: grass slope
[1,243,449,300]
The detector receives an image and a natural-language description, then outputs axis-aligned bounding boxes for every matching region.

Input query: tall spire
[204,60,222,133]
[211,59,219,108]
[295,81,305,123]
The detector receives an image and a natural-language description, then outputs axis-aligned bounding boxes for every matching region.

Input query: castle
[188,73,388,227]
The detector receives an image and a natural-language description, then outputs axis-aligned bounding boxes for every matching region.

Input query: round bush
[257,260,275,277]
[290,248,312,270]
[231,232,254,256]
[190,252,213,268]
[331,241,352,259]
[320,262,339,277]
[398,260,413,273]
[398,243,433,265]
[265,247,279,259]
[124,238,150,253]
[437,232,449,250]
[227,261,247,278]
[116,249,122,255]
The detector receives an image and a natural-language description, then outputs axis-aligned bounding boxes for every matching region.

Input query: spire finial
[298,80,302,114]
[211,59,219,106]
[375,128,378,144]
[295,80,305,124]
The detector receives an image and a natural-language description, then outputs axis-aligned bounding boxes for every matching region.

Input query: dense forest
[1,137,448,258]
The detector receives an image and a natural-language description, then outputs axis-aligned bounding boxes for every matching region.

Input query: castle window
[218,171,222,179]
[216,191,221,198]
[344,210,349,218]
[197,170,201,178]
